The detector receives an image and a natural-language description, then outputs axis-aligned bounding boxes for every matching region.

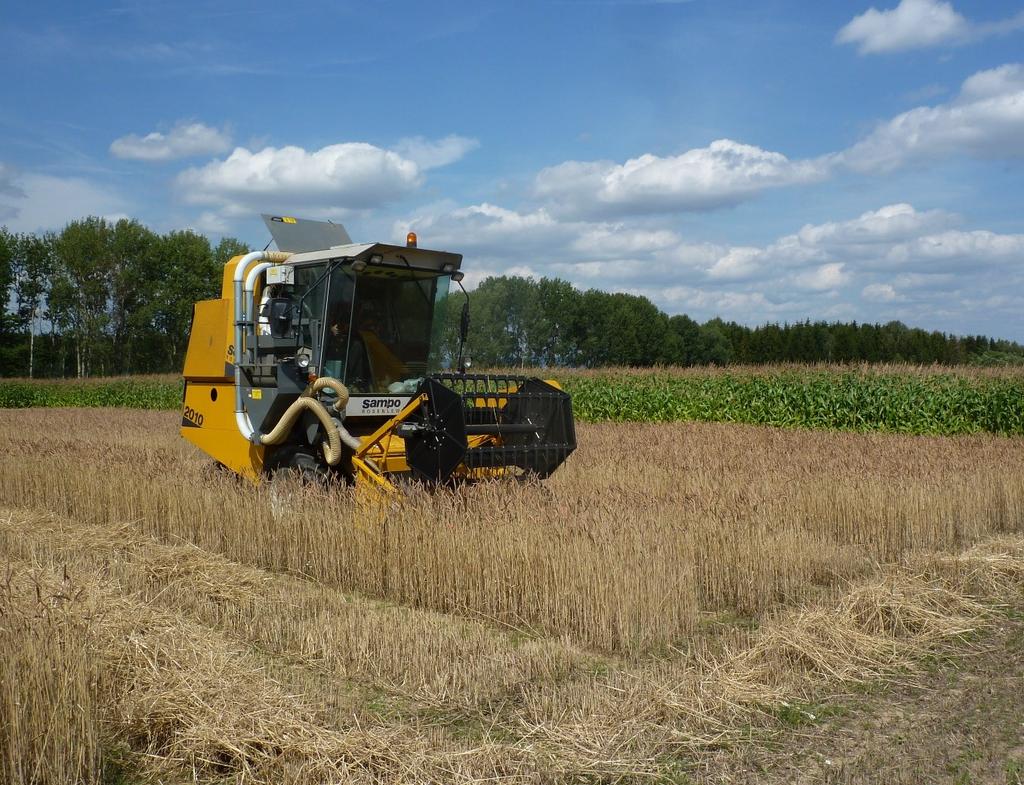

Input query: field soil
[706,608,1024,784]
[0,409,1022,783]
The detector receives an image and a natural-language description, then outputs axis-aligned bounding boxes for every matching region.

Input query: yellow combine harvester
[180,215,576,490]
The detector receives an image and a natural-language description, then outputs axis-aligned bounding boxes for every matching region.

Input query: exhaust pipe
[231,250,290,443]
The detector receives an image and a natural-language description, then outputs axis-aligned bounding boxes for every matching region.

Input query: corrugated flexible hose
[259,378,361,465]
[309,377,362,452]
[310,377,348,413]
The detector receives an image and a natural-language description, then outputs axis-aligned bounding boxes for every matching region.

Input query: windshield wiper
[397,254,434,310]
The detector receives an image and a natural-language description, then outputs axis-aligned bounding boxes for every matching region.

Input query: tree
[12,232,55,377]
[432,288,465,370]
[0,228,13,336]
[525,277,581,366]
[215,237,250,268]
[698,319,732,365]
[51,217,113,377]
[151,230,220,370]
[669,314,702,365]
[5,224,1024,377]
[108,219,158,373]
[606,293,678,365]
[464,276,538,366]
[570,289,679,367]
[570,289,613,367]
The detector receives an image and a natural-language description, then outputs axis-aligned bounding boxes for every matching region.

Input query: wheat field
[1,408,1023,783]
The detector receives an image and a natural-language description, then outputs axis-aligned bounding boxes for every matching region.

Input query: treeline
[0,219,247,377]
[454,276,1024,368]
[2,219,1021,378]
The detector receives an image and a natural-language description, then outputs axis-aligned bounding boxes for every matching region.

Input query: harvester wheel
[267,446,333,486]
[266,447,338,520]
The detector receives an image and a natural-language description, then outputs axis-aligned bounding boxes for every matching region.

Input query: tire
[266,447,336,521]
[266,446,332,486]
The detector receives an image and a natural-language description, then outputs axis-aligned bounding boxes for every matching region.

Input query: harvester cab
[180,215,577,490]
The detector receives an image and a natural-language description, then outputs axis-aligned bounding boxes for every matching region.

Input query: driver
[325,308,370,391]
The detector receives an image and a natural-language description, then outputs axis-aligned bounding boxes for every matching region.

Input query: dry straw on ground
[0,409,1022,782]
[0,569,102,785]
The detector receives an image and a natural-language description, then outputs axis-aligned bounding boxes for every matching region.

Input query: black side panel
[430,373,577,479]
[470,378,576,478]
[404,378,468,483]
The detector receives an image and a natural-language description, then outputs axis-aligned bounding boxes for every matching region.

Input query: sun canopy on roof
[261,214,352,253]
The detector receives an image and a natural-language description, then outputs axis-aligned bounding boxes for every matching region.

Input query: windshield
[291,263,328,350]
[321,267,451,394]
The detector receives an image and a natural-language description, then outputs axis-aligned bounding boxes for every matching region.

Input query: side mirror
[267,298,294,338]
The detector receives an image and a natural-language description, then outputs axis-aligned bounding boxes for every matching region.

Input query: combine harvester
[180,215,576,491]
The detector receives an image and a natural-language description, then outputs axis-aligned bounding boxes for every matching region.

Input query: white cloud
[0,168,126,233]
[840,64,1024,172]
[521,62,1024,222]
[394,135,479,170]
[655,286,793,317]
[405,203,564,253]
[764,203,1024,274]
[707,247,763,281]
[193,210,232,234]
[890,272,956,290]
[396,199,1024,336]
[884,229,1024,267]
[862,283,902,302]
[177,142,423,218]
[685,204,979,286]
[403,202,699,271]
[836,0,1024,54]
[176,135,473,225]
[110,121,232,161]
[794,263,851,291]
[405,199,1021,282]
[958,63,1024,101]
[0,163,25,201]
[569,225,682,258]
[794,203,957,247]
[534,139,828,218]
[837,0,968,54]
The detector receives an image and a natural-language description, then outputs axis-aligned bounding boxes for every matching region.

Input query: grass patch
[764,700,845,728]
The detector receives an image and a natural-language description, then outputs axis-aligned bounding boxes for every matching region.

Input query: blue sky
[2,0,1023,339]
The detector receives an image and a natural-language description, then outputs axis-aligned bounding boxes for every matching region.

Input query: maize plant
[1,366,1021,435]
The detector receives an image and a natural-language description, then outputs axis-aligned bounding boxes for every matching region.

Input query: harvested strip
[0,561,531,784]
[0,509,595,710]
[509,541,1023,779]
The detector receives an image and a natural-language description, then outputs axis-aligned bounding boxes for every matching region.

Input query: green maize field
[559,368,1024,435]
[0,366,1021,436]
[0,376,181,411]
